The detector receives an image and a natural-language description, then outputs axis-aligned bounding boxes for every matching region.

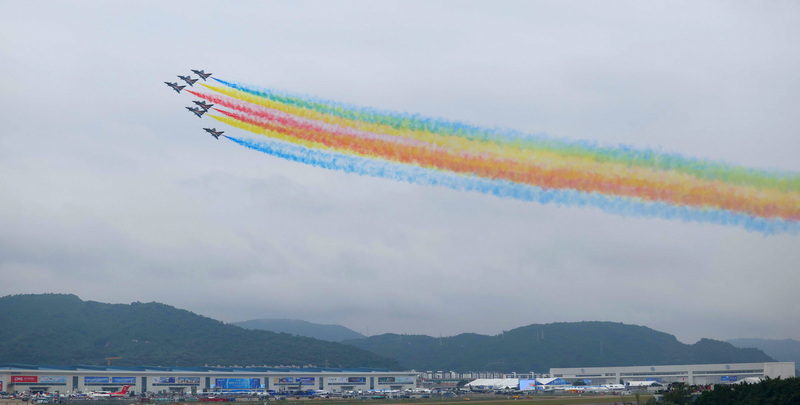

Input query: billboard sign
[271,377,314,385]
[85,377,110,384]
[273,377,294,385]
[153,377,175,384]
[112,377,137,384]
[519,380,537,391]
[39,376,67,384]
[327,377,366,385]
[377,376,412,384]
[153,377,201,385]
[215,378,261,389]
[11,375,67,385]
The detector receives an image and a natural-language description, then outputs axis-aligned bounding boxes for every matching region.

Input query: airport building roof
[0,364,397,374]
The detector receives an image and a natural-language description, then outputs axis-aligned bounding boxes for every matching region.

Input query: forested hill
[727,338,800,370]
[0,294,400,369]
[234,319,366,342]
[344,322,774,372]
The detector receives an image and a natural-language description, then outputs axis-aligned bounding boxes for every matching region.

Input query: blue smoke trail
[223,136,798,235]
[212,78,799,188]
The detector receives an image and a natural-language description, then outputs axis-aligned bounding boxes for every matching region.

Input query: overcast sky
[2,1,798,347]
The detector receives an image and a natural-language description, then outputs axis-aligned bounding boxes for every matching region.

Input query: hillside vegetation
[345,322,774,372]
[0,294,400,369]
[0,294,776,373]
[727,338,800,370]
[234,319,365,342]
[695,377,800,405]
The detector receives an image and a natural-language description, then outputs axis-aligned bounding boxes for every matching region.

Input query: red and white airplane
[90,385,131,398]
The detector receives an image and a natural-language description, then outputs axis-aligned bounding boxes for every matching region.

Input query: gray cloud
[1,1,798,348]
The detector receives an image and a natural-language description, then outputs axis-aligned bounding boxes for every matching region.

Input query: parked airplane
[90,385,131,398]
[203,128,224,139]
[164,82,185,93]
[193,100,214,111]
[191,69,212,80]
[178,75,198,86]
[186,107,205,118]
[580,386,610,393]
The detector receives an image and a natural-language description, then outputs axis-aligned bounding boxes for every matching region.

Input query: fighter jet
[193,100,214,111]
[165,82,185,93]
[203,128,224,139]
[191,69,212,80]
[178,75,198,86]
[186,106,205,118]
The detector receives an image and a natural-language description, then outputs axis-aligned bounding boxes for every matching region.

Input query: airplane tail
[118,385,131,395]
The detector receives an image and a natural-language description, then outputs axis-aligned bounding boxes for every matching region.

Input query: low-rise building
[0,364,419,394]
[550,361,795,386]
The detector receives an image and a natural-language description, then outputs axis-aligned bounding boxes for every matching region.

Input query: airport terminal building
[0,364,418,394]
[550,361,796,386]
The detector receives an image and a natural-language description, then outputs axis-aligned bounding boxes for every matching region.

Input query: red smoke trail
[216,108,797,220]
[189,89,436,150]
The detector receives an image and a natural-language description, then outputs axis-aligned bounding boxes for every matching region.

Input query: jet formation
[203,128,224,139]
[191,69,212,80]
[193,100,214,111]
[164,82,185,93]
[165,69,222,139]
[178,75,198,86]
[185,106,205,118]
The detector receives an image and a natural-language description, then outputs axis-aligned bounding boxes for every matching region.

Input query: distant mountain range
[0,294,399,369]
[0,294,779,373]
[344,322,775,372]
[727,338,800,369]
[233,319,365,342]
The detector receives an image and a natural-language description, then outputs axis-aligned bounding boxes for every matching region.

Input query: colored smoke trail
[186,89,433,149]
[211,106,797,221]
[182,79,800,233]
[211,78,800,193]
[222,135,799,235]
